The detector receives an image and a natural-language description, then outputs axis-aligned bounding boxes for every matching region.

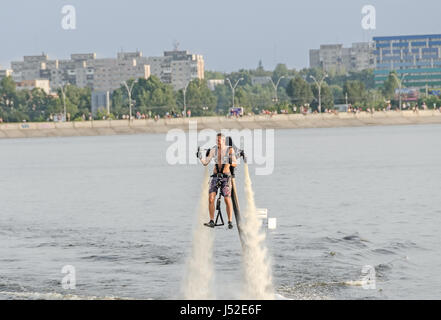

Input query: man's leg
[209,192,216,221]
[207,177,218,223]
[224,196,233,222]
[222,177,234,223]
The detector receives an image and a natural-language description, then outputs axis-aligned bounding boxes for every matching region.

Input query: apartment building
[92,58,150,92]
[206,79,225,91]
[139,50,205,90]
[16,79,51,94]
[0,68,13,80]
[10,49,204,92]
[309,42,375,73]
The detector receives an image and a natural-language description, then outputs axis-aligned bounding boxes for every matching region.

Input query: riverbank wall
[1,110,440,139]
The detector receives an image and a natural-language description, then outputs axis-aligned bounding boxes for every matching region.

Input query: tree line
[1,63,441,123]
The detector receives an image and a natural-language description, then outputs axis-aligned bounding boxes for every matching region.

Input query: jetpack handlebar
[238,149,247,163]
[196,146,211,159]
[196,146,247,163]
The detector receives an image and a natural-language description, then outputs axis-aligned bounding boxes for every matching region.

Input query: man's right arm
[200,148,214,166]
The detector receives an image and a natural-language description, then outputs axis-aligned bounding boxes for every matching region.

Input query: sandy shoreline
[1,110,440,139]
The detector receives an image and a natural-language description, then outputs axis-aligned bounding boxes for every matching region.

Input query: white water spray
[240,164,274,299]
[181,167,215,299]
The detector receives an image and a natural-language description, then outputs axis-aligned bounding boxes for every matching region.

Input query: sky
[1,0,440,72]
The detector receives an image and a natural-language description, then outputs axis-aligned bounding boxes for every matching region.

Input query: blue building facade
[373,34,441,89]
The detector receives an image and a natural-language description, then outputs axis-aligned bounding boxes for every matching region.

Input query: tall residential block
[9,49,204,92]
[309,42,375,73]
[138,50,204,90]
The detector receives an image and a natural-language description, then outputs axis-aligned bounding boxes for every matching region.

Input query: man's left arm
[230,148,237,167]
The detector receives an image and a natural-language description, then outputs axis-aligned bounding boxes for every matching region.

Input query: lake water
[1,124,440,300]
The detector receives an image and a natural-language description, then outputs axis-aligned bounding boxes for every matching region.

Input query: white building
[251,76,272,86]
[0,68,13,80]
[91,91,110,115]
[16,79,51,94]
[92,58,150,92]
[139,50,205,90]
[10,49,204,92]
[206,79,224,91]
[309,42,375,73]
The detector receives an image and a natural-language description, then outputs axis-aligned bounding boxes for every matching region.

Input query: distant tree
[366,89,387,110]
[352,69,375,89]
[235,84,274,112]
[255,60,266,76]
[343,80,368,105]
[310,83,334,110]
[224,70,252,87]
[304,68,375,91]
[179,79,217,116]
[213,84,230,113]
[204,70,225,80]
[59,85,90,118]
[286,76,313,106]
[135,76,175,112]
[110,88,127,116]
[110,76,176,117]
[381,71,400,100]
[272,64,288,82]
[0,76,17,109]
[299,67,326,84]
[329,85,344,104]
[419,94,441,109]
[20,88,49,121]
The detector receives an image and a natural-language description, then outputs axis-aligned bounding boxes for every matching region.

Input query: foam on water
[0,291,131,300]
[239,164,274,299]
[181,167,215,299]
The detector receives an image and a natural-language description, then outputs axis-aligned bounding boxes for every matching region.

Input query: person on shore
[198,133,237,229]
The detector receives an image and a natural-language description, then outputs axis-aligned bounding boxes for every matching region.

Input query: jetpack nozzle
[239,149,247,163]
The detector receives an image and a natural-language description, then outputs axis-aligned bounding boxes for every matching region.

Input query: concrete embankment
[1,110,440,139]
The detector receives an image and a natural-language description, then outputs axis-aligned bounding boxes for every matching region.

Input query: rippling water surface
[1,124,440,299]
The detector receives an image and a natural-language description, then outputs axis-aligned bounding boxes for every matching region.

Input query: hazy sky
[1,0,440,72]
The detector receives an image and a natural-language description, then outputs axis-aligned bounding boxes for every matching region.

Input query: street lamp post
[122,80,137,120]
[310,74,328,113]
[226,78,243,109]
[394,73,408,111]
[270,76,285,103]
[183,82,190,117]
[59,83,68,121]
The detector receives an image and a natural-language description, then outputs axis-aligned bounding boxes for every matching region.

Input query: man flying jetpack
[196,133,246,235]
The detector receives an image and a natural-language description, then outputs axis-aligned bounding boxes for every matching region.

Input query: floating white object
[256,208,268,219]
[268,218,277,230]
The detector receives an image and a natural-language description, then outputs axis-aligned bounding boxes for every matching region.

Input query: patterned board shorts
[209,176,232,198]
